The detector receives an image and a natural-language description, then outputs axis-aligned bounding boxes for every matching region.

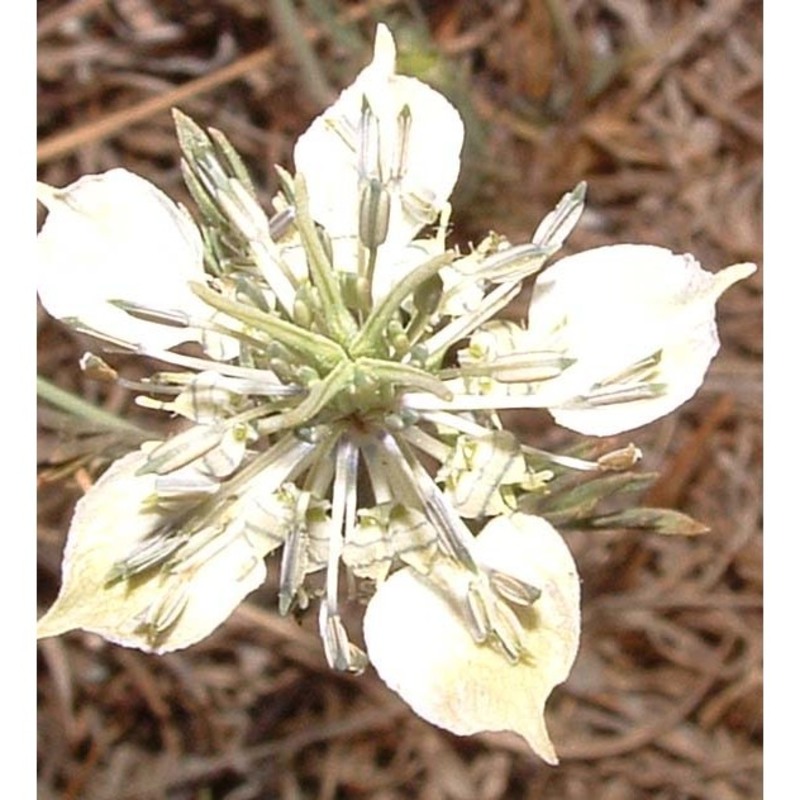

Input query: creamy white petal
[36,450,269,653]
[524,245,756,434]
[363,513,580,763]
[37,169,214,350]
[293,24,464,247]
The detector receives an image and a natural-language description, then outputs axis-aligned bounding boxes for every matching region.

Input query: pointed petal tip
[36,181,60,209]
[711,261,757,298]
[372,24,397,73]
[530,735,558,766]
[364,513,579,763]
[36,613,71,641]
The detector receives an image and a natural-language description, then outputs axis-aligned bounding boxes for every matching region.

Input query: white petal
[526,245,756,434]
[364,513,580,763]
[37,169,212,350]
[36,450,268,653]
[293,24,464,246]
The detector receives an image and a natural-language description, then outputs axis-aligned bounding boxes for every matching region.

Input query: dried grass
[37,1,762,797]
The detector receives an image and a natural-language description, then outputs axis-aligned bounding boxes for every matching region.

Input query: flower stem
[37,376,151,438]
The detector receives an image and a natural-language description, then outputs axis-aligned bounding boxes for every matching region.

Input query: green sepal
[523,472,658,525]
[584,507,710,536]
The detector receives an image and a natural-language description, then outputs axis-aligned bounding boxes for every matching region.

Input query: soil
[37,2,762,798]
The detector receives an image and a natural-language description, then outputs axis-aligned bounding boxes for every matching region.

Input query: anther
[357,95,382,182]
[358,177,391,249]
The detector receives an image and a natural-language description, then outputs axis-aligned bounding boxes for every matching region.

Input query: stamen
[399,426,451,464]
[414,410,489,439]
[581,382,667,406]
[597,443,643,471]
[521,444,600,472]
[217,178,271,242]
[465,581,491,643]
[399,187,437,229]
[421,281,521,369]
[468,242,556,284]
[531,182,586,248]
[135,580,191,644]
[487,569,541,607]
[488,596,524,663]
[597,351,663,389]
[79,352,118,381]
[135,347,303,395]
[325,438,359,615]
[379,432,478,572]
[108,299,191,328]
[417,411,607,473]
[107,532,188,582]
[358,177,391,250]
[318,438,367,674]
[319,604,368,673]
[466,577,526,662]
[357,95,382,182]
[278,493,311,615]
[163,434,322,577]
[389,104,412,183]
[154,470,220,501]
[359,439,400,506]
[138,424,227,476]
[268,206,295,238]
[402,384,555,413]
[249,239,300,318]
[448,351,574,383]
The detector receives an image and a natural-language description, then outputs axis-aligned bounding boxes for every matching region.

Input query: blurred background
[37,1,762,797]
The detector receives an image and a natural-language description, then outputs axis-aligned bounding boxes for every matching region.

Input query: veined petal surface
[37,169,212,350]
[293,24,464,248]
[525,244,756,435]
[363,513,580,763]
[36,450,269,653]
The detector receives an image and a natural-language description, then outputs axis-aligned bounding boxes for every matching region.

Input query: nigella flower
[36,25,755,763]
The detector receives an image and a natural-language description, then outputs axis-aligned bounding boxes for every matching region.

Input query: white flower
[36,168,221,351]
[36,23,756,763]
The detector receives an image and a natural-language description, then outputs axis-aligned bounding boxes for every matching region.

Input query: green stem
[267,0,334,109]
[37,376,151,438]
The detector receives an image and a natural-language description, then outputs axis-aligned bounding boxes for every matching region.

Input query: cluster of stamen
[96,104,622,666]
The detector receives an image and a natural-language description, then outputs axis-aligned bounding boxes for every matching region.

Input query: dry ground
[37,1,763,798]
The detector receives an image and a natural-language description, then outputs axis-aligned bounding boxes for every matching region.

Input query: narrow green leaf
[586,507,710,536]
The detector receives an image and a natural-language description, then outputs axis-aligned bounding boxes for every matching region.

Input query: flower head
[37,24,755,763]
